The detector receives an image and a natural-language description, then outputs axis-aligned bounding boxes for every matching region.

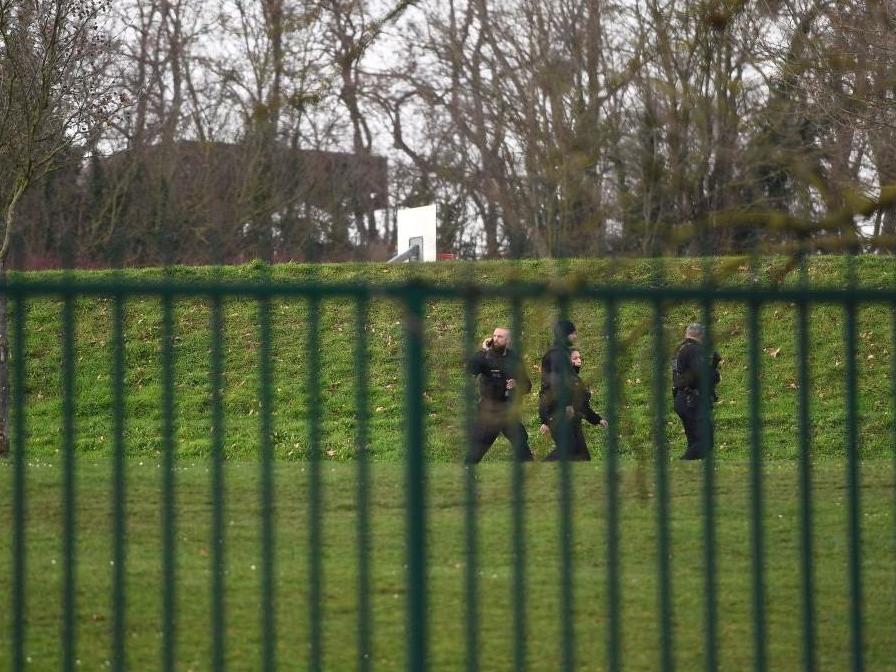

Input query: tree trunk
[0,177,27,458]
[872,140,896,254]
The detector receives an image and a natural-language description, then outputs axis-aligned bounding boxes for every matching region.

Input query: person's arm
[539,351,552,387]
[538,394,553,435]
[538,390,554,424]
[710,351,721,400]
[582,400,604,426]
[517,356,532,394]
[467,350,486,376]
[572,384,602,426]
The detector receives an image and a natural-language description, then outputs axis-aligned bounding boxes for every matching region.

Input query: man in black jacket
[672,323,721,460]
[465,327,534,464]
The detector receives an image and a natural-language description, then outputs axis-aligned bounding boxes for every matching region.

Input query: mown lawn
[1,459,893,671]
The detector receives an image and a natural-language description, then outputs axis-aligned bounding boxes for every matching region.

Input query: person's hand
[481,337,493,350]
[505,378,516,390]
[565,405,575,419]
[599,419,609,428]
[539,423,550,436]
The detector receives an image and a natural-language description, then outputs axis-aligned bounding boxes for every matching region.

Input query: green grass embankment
[10,255,896,461]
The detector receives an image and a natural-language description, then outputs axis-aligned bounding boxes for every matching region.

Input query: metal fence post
[404,285,428,672]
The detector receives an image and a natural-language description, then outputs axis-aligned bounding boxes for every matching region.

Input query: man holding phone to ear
[465,327,534,464]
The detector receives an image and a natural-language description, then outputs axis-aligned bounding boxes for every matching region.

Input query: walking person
[465,327,534,464]
[672,323,721,460]
[540,349,608,461]
[538,319,578,403]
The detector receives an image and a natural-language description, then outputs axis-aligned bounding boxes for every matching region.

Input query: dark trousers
[674,391,707,460]
[544,419,591,461]
[465,405,533,464]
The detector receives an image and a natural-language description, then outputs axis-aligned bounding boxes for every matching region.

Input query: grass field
[1,459,893,671]
[2,255,895,670]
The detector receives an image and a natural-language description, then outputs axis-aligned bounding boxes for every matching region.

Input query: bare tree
[827,0,896,252]
[0,0,119,456]
[387,0,642,257]
[6,0,893,268]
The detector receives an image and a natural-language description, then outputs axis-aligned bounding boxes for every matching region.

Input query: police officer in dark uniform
[672,323,721,460]
[465,327,534,464]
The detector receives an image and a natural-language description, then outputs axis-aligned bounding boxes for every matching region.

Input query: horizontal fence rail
[3,275,895,672]
[2,276,896,304]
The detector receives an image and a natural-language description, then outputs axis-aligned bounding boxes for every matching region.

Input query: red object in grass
[436,253,456,261]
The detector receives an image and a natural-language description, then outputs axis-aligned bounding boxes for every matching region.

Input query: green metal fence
[4,274,896,671]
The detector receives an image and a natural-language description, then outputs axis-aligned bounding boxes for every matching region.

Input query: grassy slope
[12,255,896,462]
[0,461,893,671]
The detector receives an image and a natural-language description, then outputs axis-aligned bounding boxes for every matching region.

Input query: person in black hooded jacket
[540,349,608,460]
[465,326,534,464]
[537,319,576,458]
[539,319,578,399]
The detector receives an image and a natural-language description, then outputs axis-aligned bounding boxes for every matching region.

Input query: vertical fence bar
[795,291,816,672]
[698,216,719,672]
[258,294,276,672]
[209,294,227,672]
[649,257,672,671]
[307,295,323,672]
[844,300,864,672]
[745,237,767,672]
[61,291,77,672]
[12,297,27,672]
[699,299,718,672]
[747,300,767,672]
[652,298,674,672]
[111,293,127,672]
[462,293,480,672]
[555,298,575,672]
[404,286,428,672]
[604,299,621,672]
[892,304,896,591]
[161,293,177,672]
[355,293,373,672]
[510,297,527,672]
